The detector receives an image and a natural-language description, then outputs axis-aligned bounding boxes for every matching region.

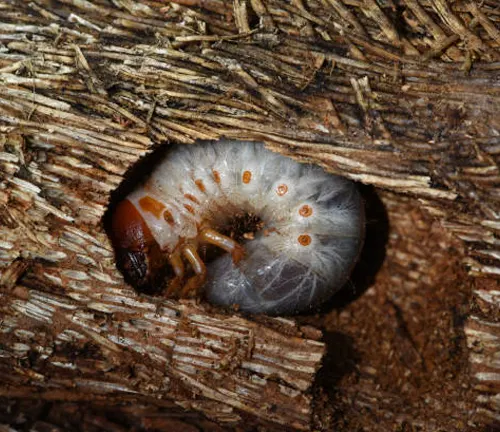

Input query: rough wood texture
[0,0,499,430]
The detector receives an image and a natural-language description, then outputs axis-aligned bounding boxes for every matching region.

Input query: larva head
[110,199,168,292]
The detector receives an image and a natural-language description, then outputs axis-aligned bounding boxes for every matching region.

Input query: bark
[0,0,499,430]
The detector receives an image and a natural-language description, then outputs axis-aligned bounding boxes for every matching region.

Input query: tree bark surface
[0,0,499,430]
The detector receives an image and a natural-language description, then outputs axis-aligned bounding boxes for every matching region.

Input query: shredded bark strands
[0,0,499,430]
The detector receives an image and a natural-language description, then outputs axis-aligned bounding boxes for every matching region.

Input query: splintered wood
[0,288,324,429]
[0,0,499,430]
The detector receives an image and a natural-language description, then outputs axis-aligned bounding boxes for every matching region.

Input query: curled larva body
[110,140,364,315]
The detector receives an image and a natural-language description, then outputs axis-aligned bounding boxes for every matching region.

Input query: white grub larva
[110,140,365,315]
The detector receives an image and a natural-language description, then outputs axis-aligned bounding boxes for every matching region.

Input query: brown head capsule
[110,199,168,291]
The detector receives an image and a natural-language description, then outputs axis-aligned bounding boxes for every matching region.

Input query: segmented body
[111,140,364,315]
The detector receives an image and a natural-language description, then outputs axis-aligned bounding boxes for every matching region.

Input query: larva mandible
[110,140,365,315]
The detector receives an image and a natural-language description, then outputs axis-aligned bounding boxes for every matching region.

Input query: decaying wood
[0,292,323,430]
[0,0,499,430]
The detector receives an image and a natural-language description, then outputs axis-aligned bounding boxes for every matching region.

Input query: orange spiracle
[184,204,196,214]
[194,179,206,192]
[184,194,200,204]
[139,196,165,219]
[298,234,312,246]
[242,170,252,184]
[276,184,288,196]
[299,205,313,217]
[163,209,175,226]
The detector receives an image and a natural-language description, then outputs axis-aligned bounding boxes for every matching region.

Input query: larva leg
[199,228,245,264]
[180,244,207,297]
[165,250,185,297]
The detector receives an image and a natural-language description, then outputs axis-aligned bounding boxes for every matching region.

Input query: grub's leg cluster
[166,228,244,297]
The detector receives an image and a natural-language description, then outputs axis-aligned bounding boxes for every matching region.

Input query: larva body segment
[110,140,364,315]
